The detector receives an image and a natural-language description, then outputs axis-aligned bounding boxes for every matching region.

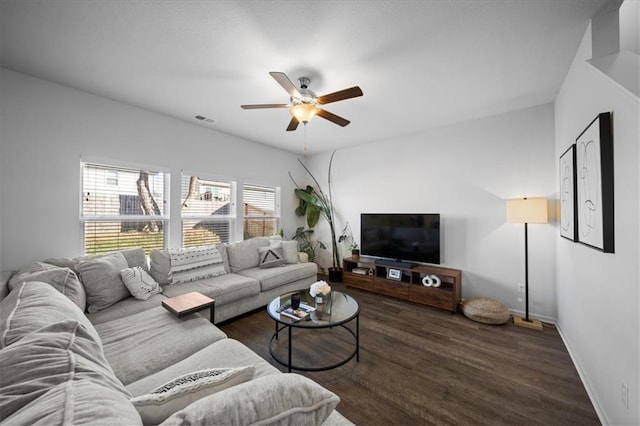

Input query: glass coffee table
[267,290,360,373]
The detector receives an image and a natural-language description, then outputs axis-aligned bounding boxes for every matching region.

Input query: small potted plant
[339,221,359,258]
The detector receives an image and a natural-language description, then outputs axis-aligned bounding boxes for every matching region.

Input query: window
[181,174,235,247]
[81,161,168,255]
[243,184,280,239]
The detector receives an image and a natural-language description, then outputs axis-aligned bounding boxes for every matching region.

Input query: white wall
[0,68,305,271]
[305,103,558,320]
[555,20,640,425]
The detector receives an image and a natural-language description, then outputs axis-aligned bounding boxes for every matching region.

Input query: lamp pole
[524,221,529,322]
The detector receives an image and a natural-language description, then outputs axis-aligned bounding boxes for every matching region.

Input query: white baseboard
[555,322,607,425]
[507,308,557,324]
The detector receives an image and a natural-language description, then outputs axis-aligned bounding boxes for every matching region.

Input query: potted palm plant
[290,151,343,282]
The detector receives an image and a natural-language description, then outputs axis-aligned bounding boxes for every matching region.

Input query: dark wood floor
[220,284,599,425]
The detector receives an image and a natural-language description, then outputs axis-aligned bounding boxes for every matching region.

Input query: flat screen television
[361,213,440,265]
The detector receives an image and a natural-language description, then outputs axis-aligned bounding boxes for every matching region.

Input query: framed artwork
[559,144,577,241]
[387,268,402,281]
[575,112,614,253]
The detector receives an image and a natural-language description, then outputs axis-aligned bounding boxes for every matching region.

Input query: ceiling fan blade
[240,103,288,109]
[269,72,301,98]
[286,117,300,131]
[317,86,363,105]
[317,109,351,127]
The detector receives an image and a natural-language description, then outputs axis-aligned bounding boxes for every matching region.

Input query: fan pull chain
[303,122,308,157]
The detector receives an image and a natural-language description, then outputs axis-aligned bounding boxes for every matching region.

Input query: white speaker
[421,275,433,287]
[431,275,441,288]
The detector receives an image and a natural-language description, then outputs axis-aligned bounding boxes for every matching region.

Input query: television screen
[361,213,440,265]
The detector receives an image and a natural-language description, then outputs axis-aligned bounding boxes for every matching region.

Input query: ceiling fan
[241,72,363,131]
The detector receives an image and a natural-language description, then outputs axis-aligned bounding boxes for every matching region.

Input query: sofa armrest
[297,252,309,263]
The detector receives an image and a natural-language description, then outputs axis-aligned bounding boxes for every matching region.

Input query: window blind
[181,175,234,247]
[81,162,168,255]
[243,184,280,239]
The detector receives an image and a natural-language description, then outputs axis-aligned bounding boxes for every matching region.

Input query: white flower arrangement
[309,280,332,297]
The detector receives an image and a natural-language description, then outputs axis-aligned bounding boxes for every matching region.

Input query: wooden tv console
[343,256,462,313]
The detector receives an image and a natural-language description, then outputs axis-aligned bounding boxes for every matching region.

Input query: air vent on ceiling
[194,115,215,123]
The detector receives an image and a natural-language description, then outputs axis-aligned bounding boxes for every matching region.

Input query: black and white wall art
[560,144,577,241]
[575,112,614,253]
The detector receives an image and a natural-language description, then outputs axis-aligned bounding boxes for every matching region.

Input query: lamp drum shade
[506,198,548,224]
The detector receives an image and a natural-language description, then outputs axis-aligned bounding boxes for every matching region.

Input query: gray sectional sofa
[0,238,353,425]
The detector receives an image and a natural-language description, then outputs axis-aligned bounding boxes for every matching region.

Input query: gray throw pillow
[44,247,148,273]
[130,366,254,425]
[8,263,86,311]
[161,373,339,426]
[120,266,162,301]
[76,252,130,313]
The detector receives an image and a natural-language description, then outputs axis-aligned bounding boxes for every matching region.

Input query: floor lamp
[506,197,548,331]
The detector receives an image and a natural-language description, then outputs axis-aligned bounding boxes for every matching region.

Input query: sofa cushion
[44,247,148,274]
[161,273,260,306]
[3,380,142,426]
[76,252,130,313]
[95,306,227,385]
[161,374,340,426]
[86,293,167,325]
[8,263,86,310]
[127,338,279,397]
[121,266,163,300]
[0,281,100,349]
[237,262,318,292]
[131,366,254,425]
[226,237,270,272]
[270,239,299,264]
[0,320,129,419]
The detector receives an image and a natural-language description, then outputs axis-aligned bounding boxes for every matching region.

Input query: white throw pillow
[130,366,255,425]
[161,373,339,426]
[120,266,162,301]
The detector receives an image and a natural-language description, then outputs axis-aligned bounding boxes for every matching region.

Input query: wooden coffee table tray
[162,292,215,323]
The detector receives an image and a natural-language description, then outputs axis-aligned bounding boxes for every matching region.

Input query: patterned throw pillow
[258,243,286,269]
[120,266,162,301]
[130,366,255,425]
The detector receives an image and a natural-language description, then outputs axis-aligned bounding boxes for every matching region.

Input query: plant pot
[351,249,360,258]
[328,267,343,283]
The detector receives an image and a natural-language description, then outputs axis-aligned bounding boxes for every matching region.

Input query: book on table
[279,303,316,321]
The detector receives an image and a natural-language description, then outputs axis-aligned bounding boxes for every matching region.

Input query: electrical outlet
[621,382,629,409]
[517,284,525,293]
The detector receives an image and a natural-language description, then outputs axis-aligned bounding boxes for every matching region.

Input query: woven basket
[461,297,510,325]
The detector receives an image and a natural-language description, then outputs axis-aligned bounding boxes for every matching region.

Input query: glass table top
[267,290,359,328]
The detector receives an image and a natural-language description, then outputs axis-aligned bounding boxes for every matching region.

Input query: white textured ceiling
[1,1,609,154]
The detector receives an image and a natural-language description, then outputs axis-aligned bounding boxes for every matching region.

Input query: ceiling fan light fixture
[290,103,318,123]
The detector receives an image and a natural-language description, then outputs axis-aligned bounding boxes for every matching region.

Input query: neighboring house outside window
[81,160,168,255]
[243,183,280,239]
[181,174,235,247]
